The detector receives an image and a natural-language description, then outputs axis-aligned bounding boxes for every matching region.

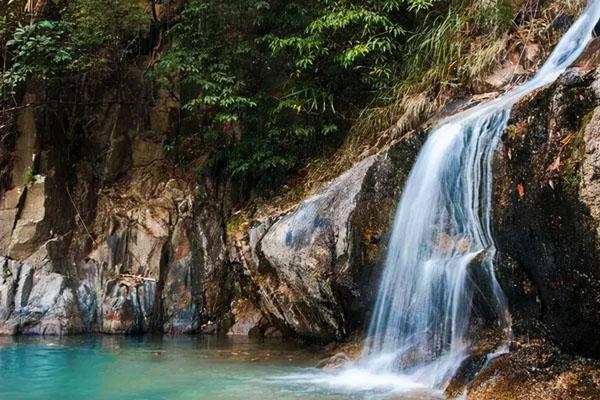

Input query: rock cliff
[0,77,223,335]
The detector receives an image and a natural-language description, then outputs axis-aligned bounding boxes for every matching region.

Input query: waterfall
[271,1,600,397]
[361,0,600,390]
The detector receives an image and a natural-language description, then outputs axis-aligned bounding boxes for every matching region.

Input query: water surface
[0,335,437,400]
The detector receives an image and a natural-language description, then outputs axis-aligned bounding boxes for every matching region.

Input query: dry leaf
[560,133,574,146]
[517,183,525,200]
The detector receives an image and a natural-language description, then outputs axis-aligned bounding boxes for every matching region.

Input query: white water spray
[272,1,600,397]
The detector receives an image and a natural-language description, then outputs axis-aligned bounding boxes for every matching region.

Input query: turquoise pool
[0,335,442,399]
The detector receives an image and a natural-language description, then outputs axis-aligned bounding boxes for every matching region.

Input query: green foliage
[62,0,149,70]
[269,1,410,87]
[471,0,513,34]
[220,137,296,177]
[1,0,528,193]
[1,0,149,96]
[153,0,257,131]
[150,0,525,188]
[155,0,435,184]
[0,0,28,42]
[265,0,431,143]
[402,6,465,83]
[153,0,325,183]
[373,0,513,90]
[1,20,72,94]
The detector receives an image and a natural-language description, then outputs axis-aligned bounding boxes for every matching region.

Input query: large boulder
[238,135,423,341]
[191,178,231,328]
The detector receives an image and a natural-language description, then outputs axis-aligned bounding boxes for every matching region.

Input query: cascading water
[273,1,600,397]
[362,110,511,389]
[360,0,600,391]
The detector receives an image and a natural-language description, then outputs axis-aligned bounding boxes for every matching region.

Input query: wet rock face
[69,147,214,335]
[159,220,203,334]
[192,180,230,328]
[581,103,600,232]
[77,169,202,334]
[0,81,222,336]
[237,136,424,341]
[100,278,156,334]
[494,67,600,357]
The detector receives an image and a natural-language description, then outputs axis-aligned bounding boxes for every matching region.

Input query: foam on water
[275,1,600,397]
[270,367,442,399]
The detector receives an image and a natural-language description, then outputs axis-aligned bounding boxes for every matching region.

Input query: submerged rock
[316,352,352,369]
